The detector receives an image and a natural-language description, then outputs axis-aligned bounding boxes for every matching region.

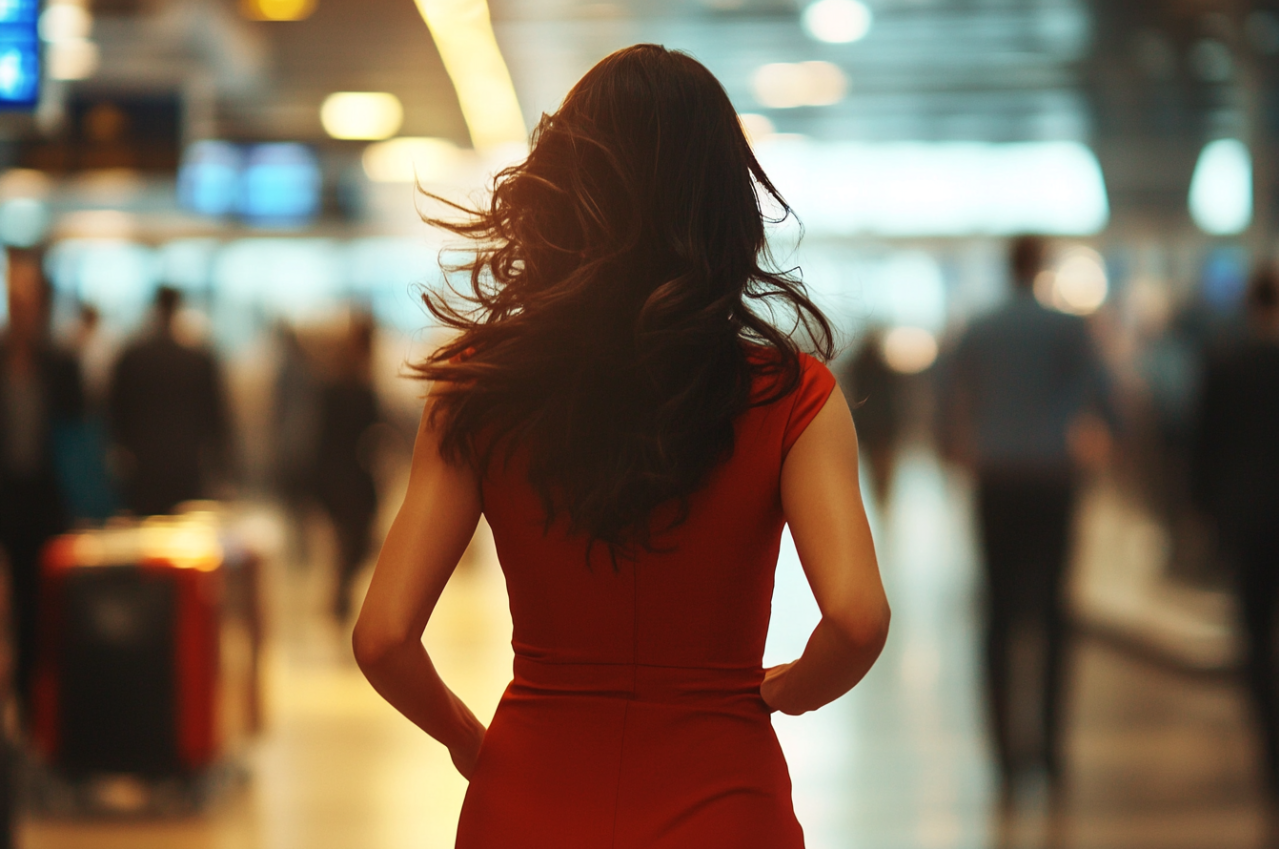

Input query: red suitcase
[31,514,256,779]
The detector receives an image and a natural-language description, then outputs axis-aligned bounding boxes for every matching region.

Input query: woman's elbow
[829,599,891,653]
[352,614,413,672]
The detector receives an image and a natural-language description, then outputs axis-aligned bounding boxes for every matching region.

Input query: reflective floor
[21,448,1271,849]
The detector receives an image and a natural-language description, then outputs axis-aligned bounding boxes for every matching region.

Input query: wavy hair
[414,44,834,558]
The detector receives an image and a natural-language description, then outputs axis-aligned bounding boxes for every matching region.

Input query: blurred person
[107,285,229,516]
[315,313,380,620]
[841,328,903,508]
[0,247,83,714]
[353,45,889,848]
[1137,279,1229,581]
[271,321,321,567]
[939,235,1114,794]
[1191,268,1279,800]
[69,302,115,410]
[53,302,119,522]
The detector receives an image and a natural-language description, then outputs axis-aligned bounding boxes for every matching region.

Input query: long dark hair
[415,44,834,556]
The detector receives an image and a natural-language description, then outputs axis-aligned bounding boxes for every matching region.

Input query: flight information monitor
[0,0,39,109]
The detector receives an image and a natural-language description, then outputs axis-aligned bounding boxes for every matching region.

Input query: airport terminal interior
[0,0,1278,847]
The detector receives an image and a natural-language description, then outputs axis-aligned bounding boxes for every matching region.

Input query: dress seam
[609,700,630,849]
[631,562,639,672]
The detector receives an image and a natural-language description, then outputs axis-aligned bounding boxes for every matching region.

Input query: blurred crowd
[840,236,1279,803]
[0,228,1278,830]
[0,247,395,725]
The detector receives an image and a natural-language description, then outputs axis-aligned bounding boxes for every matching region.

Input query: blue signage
[239,143,321,226]
[178,141,322,227]
[0,0,38,109]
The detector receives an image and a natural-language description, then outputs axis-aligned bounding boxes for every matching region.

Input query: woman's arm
[352,388,487,777]
[762,387,891,715]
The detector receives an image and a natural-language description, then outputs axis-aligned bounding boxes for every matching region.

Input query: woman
[354,45,889,848]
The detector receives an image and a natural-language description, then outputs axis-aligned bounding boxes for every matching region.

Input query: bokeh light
[240,0,316,21]
[1036,246,1109,315]
[801,0,872,44]
[1189,138,1252,236]
[362,137,462,184]
[751,61,848,109]
[881,326,939,374]
[37,3,90,43]
[320,92,405,141]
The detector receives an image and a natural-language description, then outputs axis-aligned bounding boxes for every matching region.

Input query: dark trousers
[0,476,65,716]
[1228,522,1279,790]
[317,466,377,620]
[330,508,373,619]
[977,474,1074,784]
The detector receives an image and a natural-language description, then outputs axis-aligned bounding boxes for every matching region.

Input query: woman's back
[351,44,888,849]
[458,354,834,848]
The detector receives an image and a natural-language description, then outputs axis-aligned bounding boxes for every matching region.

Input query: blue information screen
[178,141,323,227]
[0,0,39,109]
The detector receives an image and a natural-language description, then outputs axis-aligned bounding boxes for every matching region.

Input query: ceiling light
[751,61,848,109]
[747,139,1109,236]
[38,3,92,43]
[47,39,98,81]
[799,61,847,106]
[320,92,404,141]
[240,0,316,21]
[1189,138,1252,235]
[801,0,872,44]
[362,137,461,183]
[411,0,527,151]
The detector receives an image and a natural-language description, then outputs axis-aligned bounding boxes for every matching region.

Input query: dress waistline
[511,656,767,705]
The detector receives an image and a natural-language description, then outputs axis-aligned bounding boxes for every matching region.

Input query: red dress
[455,352,837,849]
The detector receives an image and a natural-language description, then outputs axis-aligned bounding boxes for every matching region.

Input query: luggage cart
[28,513,262,816]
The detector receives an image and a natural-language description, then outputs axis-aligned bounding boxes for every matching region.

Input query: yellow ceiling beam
[412,0,528,151]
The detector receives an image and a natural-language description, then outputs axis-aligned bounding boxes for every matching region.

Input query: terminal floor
[21,450,1273,849]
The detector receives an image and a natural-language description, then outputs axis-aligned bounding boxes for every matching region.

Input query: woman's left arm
[352,387,486,778]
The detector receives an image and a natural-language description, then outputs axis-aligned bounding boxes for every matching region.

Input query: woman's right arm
[352,387,487,777]
[762,387,891,715]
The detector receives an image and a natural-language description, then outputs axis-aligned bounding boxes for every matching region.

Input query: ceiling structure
[492,0,1093,145]
[489,0,1260,232]
[2,0,1277,234]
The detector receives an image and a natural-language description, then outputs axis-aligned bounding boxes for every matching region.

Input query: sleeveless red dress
[455,352,837,849]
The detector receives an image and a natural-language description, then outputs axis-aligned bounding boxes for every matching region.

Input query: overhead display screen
[0,0,39,109]
[178,141,322,227]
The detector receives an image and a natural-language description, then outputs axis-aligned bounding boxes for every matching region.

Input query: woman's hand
[760,662,795,712]
[446,700,488,779]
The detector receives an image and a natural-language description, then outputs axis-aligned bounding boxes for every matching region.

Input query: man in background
[939,235,1114,794]
[315,312,381,621]
[0,247,82,712]
[1192,268,1279,800]
[108,286,229,515]
[840,327,904,510]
